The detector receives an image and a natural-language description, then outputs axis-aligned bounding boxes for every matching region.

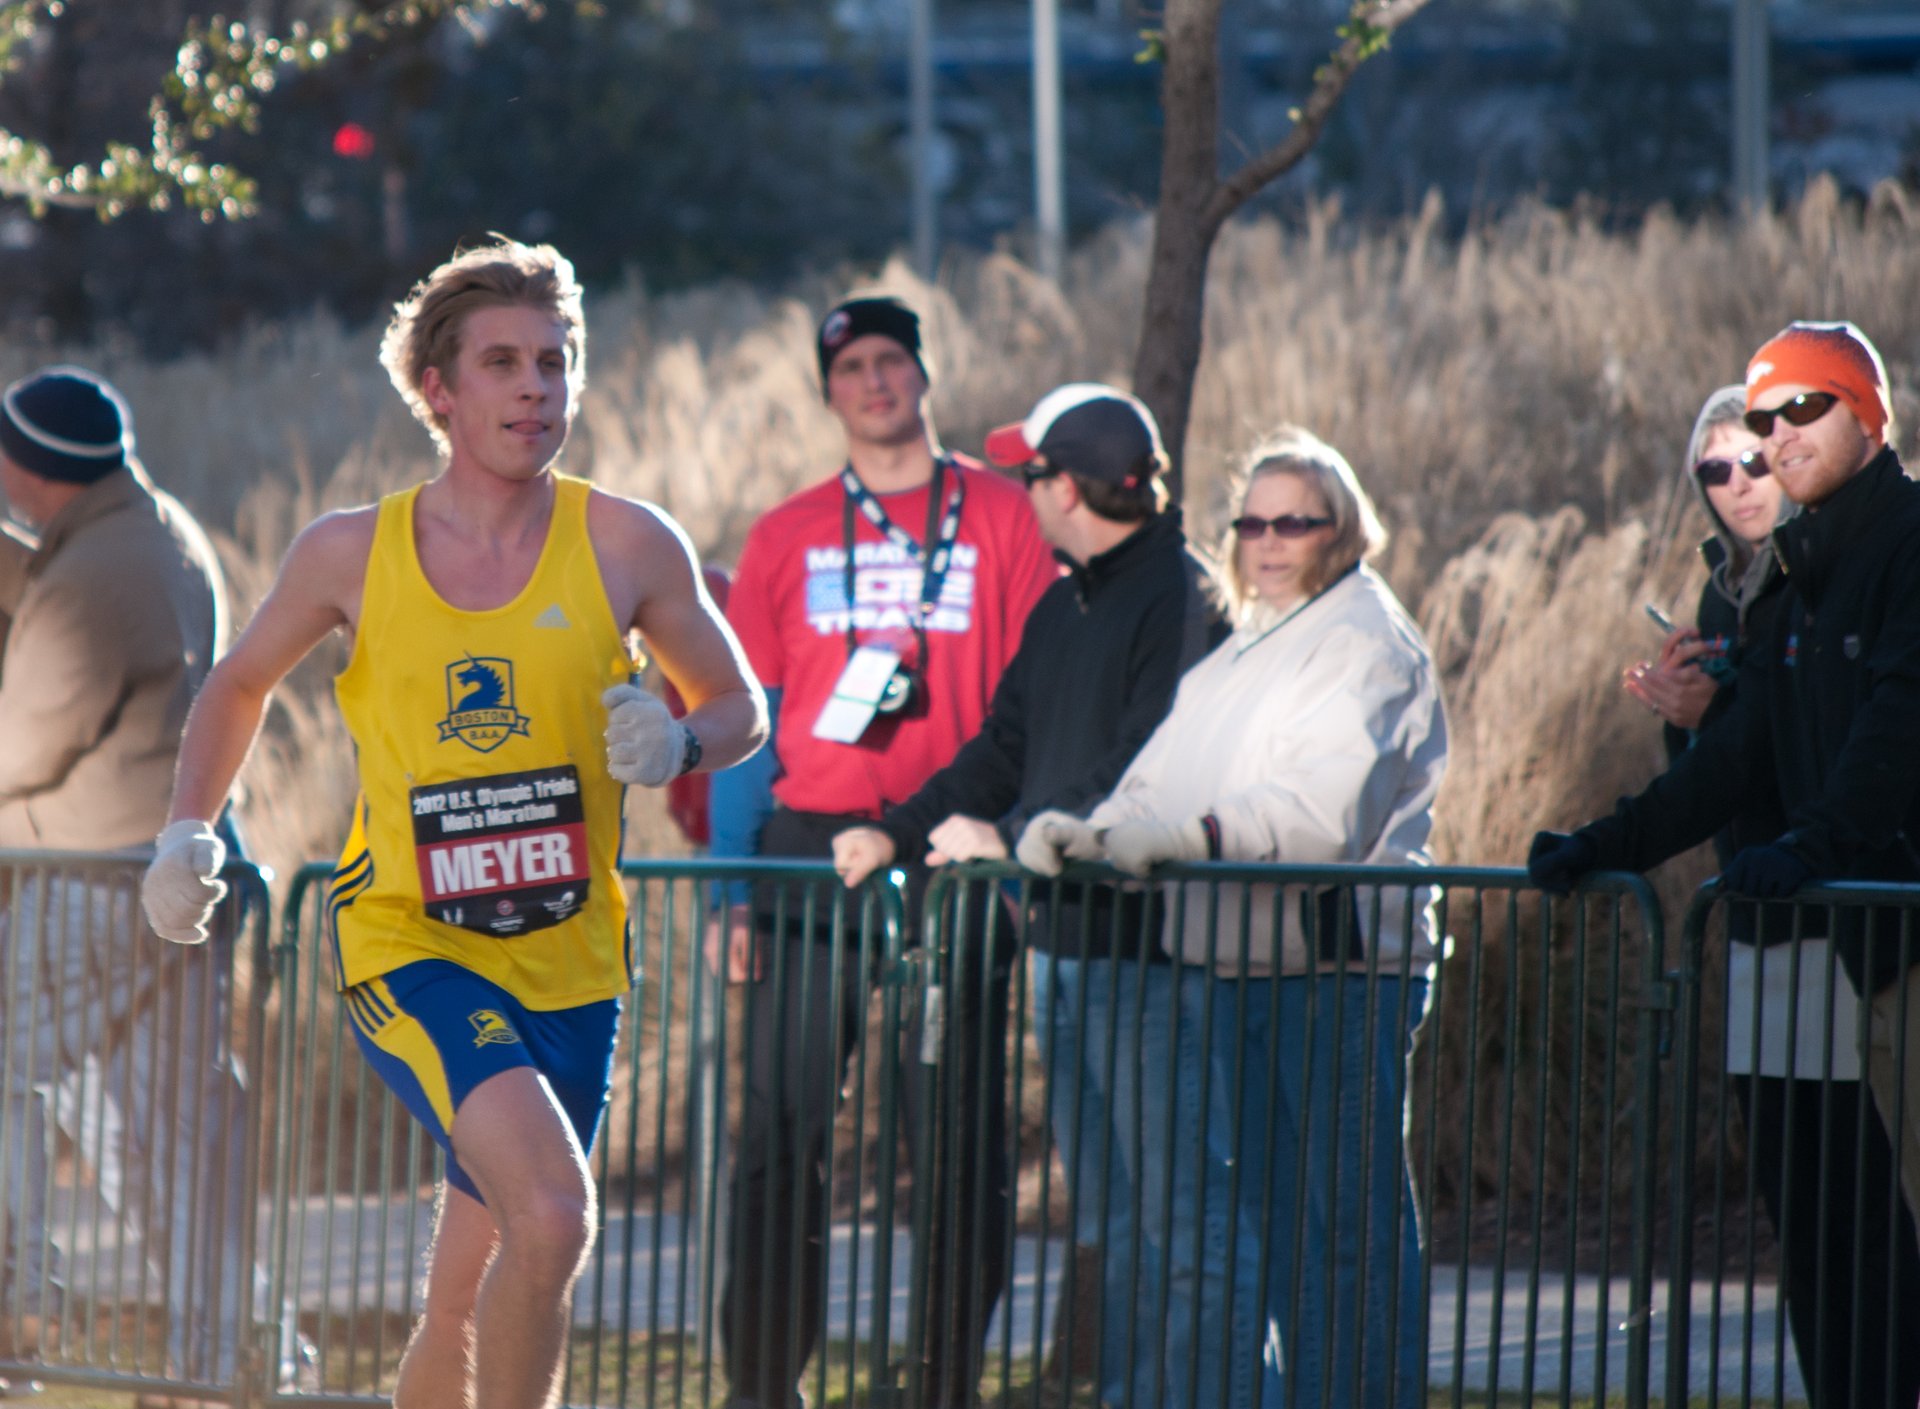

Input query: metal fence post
[1660,887,1715,1409]
[230,861,274,1409]
[691,900,727,1368]
[1620,875,1674,1409]
[866,870,912,1409]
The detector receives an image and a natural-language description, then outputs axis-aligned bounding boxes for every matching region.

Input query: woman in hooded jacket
[1627,384,1920,1409]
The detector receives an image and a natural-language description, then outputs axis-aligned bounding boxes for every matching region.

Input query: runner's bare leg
[394,1069,596,1409]
[393,1186,495,1409]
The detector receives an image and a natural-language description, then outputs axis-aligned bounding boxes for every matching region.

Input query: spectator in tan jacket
[0,374,221,849]
[0,367,303,1401]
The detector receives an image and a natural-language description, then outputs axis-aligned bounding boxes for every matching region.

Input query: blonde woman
[1030,426,1445,1409]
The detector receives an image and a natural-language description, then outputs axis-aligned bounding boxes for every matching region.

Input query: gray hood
[1684,382,1795,619]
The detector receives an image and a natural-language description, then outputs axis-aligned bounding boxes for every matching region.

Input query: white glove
[603,683,691,788]
[1101,815,1210,879]
[1014,810,1104,878]
[142,819,228,944]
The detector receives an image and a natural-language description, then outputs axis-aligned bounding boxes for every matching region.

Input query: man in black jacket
[1529,320,1920,1240]
[833,383,1219,1408]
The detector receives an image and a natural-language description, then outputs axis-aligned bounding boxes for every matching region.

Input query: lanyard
[839,457,965,659]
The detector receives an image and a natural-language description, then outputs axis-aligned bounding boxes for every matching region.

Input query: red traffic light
[332,123,376,160]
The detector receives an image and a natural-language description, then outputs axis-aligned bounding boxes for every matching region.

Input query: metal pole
[1731,0,1770,213]
[1032,0,1065,282]
[910,0,938,278]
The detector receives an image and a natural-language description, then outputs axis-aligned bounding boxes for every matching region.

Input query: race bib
[411,765,590,937]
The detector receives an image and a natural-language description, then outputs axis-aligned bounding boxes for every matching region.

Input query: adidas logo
[533,605,571,630]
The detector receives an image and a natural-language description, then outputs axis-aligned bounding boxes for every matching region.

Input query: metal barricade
[918,860,1670,1409]
[60,851,1920,1409]
[1667,880,1920,1409]
[0,847,275,1406]
[263,859,910,1408]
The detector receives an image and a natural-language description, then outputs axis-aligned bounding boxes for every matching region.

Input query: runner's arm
[613,503,767,774]
[165,512,368,824]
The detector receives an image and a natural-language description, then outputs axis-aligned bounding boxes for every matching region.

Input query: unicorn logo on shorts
[469,1009,522,1047]
[439,655,532,753]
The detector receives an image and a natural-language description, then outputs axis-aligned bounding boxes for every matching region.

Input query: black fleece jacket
[1581,445,1920,991]
[1663,535,1793,944]
[877,511,1220,957]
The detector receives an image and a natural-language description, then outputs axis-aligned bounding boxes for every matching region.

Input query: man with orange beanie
[1528,320,1920,1239]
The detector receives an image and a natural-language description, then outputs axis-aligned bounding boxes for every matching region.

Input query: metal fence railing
[9,851,1920,1409]
[918,861,1672,1409]
[1667,881,1920,1409]
[264,859,914,1409]
[1,847,284,1408]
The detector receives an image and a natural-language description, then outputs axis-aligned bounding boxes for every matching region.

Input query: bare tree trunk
[1127,0,1436,501]
[1053,2,1226,1284]
[1130,0,1224,504]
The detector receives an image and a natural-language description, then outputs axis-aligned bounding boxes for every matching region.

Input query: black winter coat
[1583,446,1920,992]
[1663,535,1793,944]
[877,511,1220,958]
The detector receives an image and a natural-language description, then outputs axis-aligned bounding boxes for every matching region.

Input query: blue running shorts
[344,958,620,1201]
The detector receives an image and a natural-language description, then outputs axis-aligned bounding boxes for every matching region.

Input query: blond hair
[1217,425,1388,612]
[379,238,587,451]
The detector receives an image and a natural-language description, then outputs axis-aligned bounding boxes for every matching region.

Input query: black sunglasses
[1693,449,1770,488]
[1743,391,1839,438]
[1231,513,1333,540]
[1020,462,1060,487]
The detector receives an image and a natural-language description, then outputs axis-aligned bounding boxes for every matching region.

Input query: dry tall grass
[16,176,1918,1223]
[81,174,1901,887]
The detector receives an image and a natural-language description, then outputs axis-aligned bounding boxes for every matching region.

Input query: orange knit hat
[1745,320,1891,443]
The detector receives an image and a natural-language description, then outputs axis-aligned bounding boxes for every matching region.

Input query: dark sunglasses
[1020,464,1060,487]
[1231,513,1333,540]
[1743,391,1839,438]
[1693,449,1770,488]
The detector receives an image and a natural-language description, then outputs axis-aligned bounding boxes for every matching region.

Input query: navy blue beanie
[0,366,132,484]
[816,296,928,395]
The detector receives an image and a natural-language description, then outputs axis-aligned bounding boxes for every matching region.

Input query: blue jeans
[1187,972,1429,1409]
[1032,951,1257,1409]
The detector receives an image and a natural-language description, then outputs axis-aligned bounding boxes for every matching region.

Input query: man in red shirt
[710,295,1056,1409]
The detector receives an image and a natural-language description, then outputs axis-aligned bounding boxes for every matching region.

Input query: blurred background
[0,0,1914,351]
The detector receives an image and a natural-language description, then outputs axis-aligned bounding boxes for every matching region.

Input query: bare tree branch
[1132,0,1436,485]
[1204,0,1434,230]
[0,176,94,208]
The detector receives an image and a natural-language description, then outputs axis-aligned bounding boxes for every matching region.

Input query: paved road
[57,1193,1808,1399]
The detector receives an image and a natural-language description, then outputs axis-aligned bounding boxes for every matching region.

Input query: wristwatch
[677,725,703,778]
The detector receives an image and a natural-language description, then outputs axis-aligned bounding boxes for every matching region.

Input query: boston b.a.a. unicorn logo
[438,655,532,753]
[469,1009,522,1047]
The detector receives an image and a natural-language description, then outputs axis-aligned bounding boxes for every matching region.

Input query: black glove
[1722,843,1815,899]
[1527,830,1599,896]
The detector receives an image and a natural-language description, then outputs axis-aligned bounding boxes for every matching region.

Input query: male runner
[140,239,766,1409]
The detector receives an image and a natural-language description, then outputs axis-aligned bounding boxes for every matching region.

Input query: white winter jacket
[1088,563,1448,976]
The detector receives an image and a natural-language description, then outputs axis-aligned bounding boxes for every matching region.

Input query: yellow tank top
[330,475,633,1008]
